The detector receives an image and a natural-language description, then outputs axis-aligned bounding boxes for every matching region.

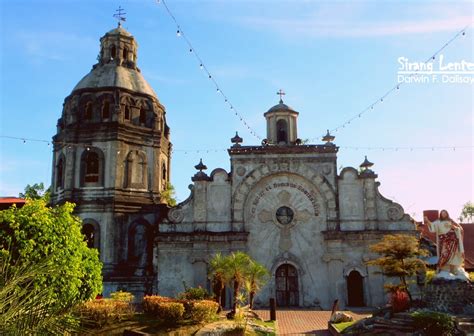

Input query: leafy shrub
[391,289,410,313]
[411,310,457,335]
[155,302,185,321]
[75,298,134,327]
[143,296,184,321]
[143,295,174,315]
[188,300,219,322]
[178,286,211,300]
[110,290,134,303]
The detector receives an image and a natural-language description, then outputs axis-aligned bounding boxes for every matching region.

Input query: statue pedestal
[424,279,474,314]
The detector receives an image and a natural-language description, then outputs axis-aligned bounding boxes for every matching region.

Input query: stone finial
[360,156,374,169]
[194,158,207,171]
[322,129,335,144]
[231,132,243,147]
[192,159,210,182]
[359,156,377,178]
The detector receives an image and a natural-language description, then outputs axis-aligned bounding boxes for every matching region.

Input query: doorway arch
[347,270,365,307]
[275,264,299,307]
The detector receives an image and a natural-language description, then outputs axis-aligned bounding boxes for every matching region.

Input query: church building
[51,24,417,308]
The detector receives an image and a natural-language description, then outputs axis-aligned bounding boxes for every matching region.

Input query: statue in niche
[424,210,469,281]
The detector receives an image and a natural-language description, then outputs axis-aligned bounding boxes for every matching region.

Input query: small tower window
[84,151,99,183]
[102,101,110,119]
[85,103,92,120]
[82,223,95,248]
[110,45,116,59]
[123,47,128,61]
[162,163,167,184]
[124,106,130,120]
[277,119,288,144]
[139,108,146,125]
[56,156,65,189]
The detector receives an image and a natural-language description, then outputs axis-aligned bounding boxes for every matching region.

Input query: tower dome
[72,23,157,98]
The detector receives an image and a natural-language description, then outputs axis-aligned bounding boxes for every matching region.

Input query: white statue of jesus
[424,210,469,281]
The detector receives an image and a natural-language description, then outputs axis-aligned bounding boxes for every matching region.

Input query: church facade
[51,25,417,308]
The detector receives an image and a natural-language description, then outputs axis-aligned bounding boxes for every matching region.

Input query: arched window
[82,223,95,248]
[81,220,100,251]
[276,119,288,144]
[56,156,65,189]
[85,102,92,120]
[162,163,167,184]
[110,45,116,58]
[123,47,128,60]
[139,108,146,125]
[102,101,110,119]
[124,105,130,120]
[81,149,104,186]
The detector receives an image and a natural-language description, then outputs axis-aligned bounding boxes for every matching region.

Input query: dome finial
[276,89,286,104]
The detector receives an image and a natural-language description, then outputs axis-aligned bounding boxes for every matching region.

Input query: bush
[143,295,174,315]
[110,290,134,303]
[189,300,219,322]
[75,297,134,328]
[391,289,410,313]
[143,296,185,321]
[155,302,185,321]
[411,310,457,336]
[178,286,211,300]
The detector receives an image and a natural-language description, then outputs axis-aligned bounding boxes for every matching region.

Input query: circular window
[276,206,294,225]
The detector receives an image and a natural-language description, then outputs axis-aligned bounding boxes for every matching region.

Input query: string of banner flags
[1,135,472,154]
[0,6,472,156]
[156,0,470,142]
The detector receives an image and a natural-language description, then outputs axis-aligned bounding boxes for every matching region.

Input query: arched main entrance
[275,264,299,307]
[347,270,364,307]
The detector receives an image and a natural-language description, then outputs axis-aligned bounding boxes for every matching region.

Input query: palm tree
[208,253,228,312]
[224,252,252,314]
[244,260,269,310]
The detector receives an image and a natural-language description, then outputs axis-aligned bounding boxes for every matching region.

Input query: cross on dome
[276,89,286,103]
[113,6,127,27]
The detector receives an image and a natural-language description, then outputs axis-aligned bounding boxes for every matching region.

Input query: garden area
[329,234,474,336]
[0,196,274,335]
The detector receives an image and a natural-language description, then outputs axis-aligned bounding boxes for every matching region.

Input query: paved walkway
[254,309,370,335]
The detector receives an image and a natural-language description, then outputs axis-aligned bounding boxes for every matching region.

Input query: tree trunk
[232,277,240,314]
[213,278,224,312]
[249,291,255,310]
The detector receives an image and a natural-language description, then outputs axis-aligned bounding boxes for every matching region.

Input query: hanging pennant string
[3,135,471,154]
[158,0,262,140]
[311,25,470,141]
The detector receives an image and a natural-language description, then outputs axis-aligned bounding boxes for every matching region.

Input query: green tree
[459,201,474,223]
[161,182,177,206]
[224,251,252,314]
[19,182,50,202]
[0,250,80,334]
[244,260,270,309]
[208,253,228,312]
[0,198,103,308]
[367,234,427,302]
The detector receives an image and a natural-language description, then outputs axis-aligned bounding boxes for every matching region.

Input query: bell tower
[264,90,299,145]
[50,22,171,297]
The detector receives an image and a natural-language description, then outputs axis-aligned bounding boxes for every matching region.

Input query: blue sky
[0,0,472,220]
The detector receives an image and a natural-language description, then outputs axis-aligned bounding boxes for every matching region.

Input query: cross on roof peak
[113,6,127,27]
[276,89,286,104]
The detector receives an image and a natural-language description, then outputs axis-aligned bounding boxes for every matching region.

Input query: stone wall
[424,279,474,314]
